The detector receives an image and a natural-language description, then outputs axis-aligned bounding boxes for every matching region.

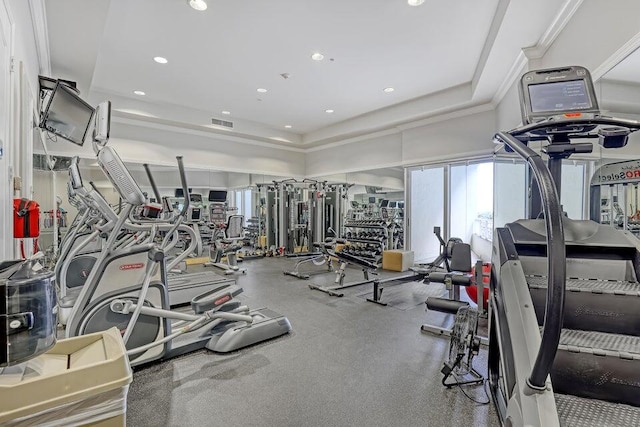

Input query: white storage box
[0,327,133,426]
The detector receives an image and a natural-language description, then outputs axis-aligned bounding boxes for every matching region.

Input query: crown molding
[592,30,640,82]
[112,111,306,153]
[522,0,584,60]
[28,0,50,75]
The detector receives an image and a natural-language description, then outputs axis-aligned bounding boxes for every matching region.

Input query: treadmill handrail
[494,130,566,391]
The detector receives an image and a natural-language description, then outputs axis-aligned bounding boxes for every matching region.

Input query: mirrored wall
[589,46,640,235]
[31,150,408,255]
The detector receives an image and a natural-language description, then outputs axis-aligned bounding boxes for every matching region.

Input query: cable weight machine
[257,179,350,255]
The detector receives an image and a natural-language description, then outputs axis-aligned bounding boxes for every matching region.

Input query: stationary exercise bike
[206,215,247,275]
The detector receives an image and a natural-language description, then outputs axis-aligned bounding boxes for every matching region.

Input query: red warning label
[119,263,145,271]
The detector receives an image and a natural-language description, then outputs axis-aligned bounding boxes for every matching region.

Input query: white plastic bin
[0,327,133,426]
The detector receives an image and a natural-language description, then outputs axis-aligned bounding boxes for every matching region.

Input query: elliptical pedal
[206,308,292,353]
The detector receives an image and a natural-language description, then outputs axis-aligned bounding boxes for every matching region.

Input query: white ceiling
[43,0,579,146]
[95,0,501,134]
[48,0,499,134]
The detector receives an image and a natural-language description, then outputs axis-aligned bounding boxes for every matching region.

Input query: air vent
[365,186,383,194]
[211,118,233,128]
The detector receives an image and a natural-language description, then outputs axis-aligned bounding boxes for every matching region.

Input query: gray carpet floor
[127,257,499,426]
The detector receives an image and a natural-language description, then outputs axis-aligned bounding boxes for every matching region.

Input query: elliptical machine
[65,102,291,366]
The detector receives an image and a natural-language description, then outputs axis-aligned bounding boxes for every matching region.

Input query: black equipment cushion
[449,242,472,272]
[425,297,469,315]
[427,272,472,286]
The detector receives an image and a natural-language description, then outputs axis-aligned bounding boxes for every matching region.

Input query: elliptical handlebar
[158,156,188,249]
[143,163,162,203]
[494,130,566,391]
[176,156,189,217]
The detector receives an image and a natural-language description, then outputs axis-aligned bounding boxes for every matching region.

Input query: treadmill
[490,66,640,426]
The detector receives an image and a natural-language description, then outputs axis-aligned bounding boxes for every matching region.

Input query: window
[407,166,444,263]
[450,162,494,261]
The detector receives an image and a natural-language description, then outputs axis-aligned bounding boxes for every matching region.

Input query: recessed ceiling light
[188,0,207,11]
[221,111,231,115]
[383,87,395,93]
[153,56,168,64]
[257,88,268,93]
[133,90,146,96]
[284,125,292,129]
[325,109,334,114]
[311,52,324,61]
[407,0,425,5]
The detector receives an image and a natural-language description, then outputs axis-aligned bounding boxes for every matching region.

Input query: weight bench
[309,249,425,305]
[420,241,488,344]
[283,240,335,280]
[308,249,378,296]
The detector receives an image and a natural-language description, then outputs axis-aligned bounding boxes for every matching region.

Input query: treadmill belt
[555,393,640,427]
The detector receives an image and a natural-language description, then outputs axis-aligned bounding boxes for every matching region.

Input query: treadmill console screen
[528,80,591,113]
[519,66,600,125]
[208,190,228,202]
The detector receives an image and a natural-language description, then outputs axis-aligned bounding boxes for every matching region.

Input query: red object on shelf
[13,198,41,258]
[13,198,40,238]
[465,262,490,307]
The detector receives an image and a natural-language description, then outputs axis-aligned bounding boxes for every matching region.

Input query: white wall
[306,133,403,177]
[306,109,496,178]
[35,129,306,178]
[0,1,13,259]
[402,109,496,164]
[0,0,44,259]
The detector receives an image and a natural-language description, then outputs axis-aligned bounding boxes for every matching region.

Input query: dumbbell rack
[343,219,388,265]
[245,217,261,247]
